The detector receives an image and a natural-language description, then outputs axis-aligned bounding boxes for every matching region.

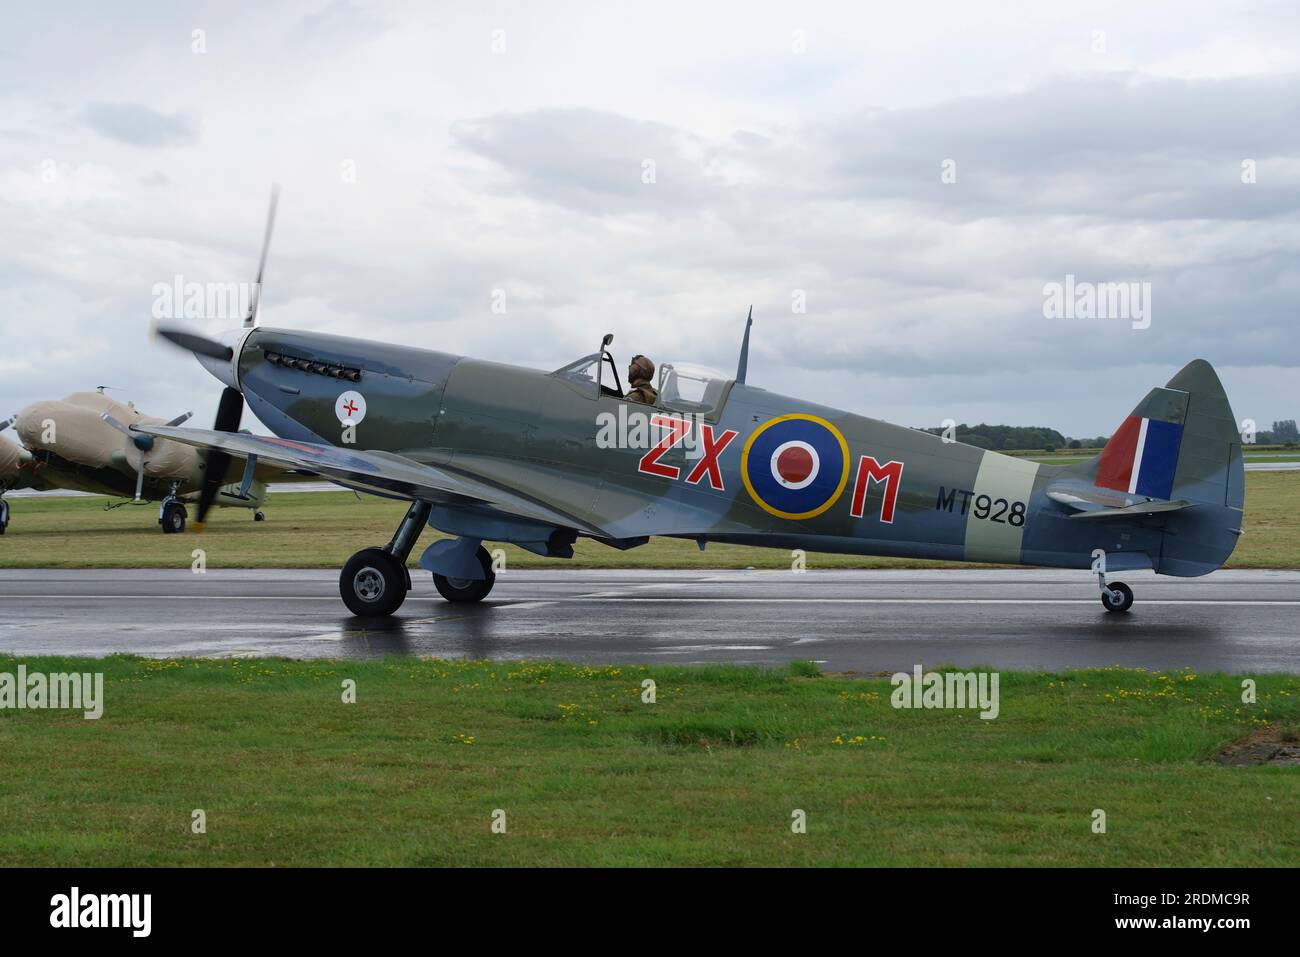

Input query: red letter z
[849,456,905,523]
[685,425,739,490]
[638,415,693,479]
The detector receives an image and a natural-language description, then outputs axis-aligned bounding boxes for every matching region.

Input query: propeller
[101,411,192,502]
[0,415,13,433]
[193,387,244,529]
[246,183,279,328]
[153,326,233,360]
[153,182,280,360]
[152,185,278,528]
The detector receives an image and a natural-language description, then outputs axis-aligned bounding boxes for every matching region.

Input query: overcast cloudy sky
[2,0,1297,437]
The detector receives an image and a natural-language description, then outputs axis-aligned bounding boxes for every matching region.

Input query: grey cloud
[445,78,1300,384]
[457,75,1300,224]
[452,109,724,216]
[83,102,199,148]
[819,73,1300,220]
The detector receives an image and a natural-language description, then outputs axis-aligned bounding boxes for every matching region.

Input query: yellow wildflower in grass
[832,734,885,747]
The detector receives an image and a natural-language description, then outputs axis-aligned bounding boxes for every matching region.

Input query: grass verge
[0,656,1295,866]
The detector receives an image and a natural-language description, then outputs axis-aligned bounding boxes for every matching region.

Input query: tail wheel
[1102,581,1134,613]
[341,547,408,617]
[161,502,187,534]
[432,545,496,603]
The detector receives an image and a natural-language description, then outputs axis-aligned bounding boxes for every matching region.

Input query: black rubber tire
[161,502,187,534]
[1102,581,1134,613]
[341,547,408,617]
[253,510,266,522]
[432,545,496,603]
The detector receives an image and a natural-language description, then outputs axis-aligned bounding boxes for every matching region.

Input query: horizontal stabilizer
[1061,497,1196,521]
[1045,478,1195,520]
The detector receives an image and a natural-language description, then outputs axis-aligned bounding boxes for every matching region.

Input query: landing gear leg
[0,493,9,535]
[339,500,430,617]
[1097,566,1134,613]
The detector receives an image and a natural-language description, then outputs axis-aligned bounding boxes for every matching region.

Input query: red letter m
[849,456,904,523]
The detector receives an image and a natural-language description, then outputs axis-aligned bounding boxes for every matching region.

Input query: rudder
[1075,359,1244,576]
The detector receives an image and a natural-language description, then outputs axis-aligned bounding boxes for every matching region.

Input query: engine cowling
[0,433,31,482]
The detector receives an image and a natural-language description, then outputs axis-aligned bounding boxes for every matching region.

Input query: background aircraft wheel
[161,502,187,534]
[341,547,407,617]
[253,510,266,522]
[1102,581,1134,613]
[432,545,496,603]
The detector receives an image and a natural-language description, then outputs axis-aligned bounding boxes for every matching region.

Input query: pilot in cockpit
[625,355,659,405]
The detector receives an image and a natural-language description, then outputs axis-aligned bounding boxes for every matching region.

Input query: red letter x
[685,425,739,490]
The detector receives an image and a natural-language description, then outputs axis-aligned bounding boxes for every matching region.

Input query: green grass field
[2,471,1296,569]
[0,656,1294,866]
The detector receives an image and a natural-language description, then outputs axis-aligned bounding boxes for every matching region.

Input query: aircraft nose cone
[195,327,250,389]
[12,404,46,447]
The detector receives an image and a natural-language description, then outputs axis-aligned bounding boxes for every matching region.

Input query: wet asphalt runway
[0,568,1297,672]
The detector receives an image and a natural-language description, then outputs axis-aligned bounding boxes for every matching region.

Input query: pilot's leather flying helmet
[629,354,655,384]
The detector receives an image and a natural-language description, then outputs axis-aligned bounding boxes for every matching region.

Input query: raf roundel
[741,414,850,520]
[335,390,367,426]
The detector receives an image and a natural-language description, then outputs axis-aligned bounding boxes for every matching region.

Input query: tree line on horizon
[915,419,1298,452]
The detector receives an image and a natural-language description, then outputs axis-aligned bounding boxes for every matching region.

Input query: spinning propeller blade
[246,184,279,328]
[193,386,245,529]
[153,325,233,361]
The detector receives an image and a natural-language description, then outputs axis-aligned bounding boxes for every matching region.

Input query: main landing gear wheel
[1101,581,1134,613]
[432,545,496,603]
[341,547,410,617]
[160,501,187,534]
[253,510,266,522]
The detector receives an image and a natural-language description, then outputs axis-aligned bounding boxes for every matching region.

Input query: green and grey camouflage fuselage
[141,326,1243,584]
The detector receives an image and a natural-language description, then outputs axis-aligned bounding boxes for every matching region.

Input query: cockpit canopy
[549,354,733,416]
[656,363,730,416]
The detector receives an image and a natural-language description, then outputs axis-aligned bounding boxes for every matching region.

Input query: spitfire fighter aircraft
[0,389,285,534]
[144,305,1244,617]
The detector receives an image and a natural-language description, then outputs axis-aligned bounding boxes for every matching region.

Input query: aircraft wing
[132,424,612,537]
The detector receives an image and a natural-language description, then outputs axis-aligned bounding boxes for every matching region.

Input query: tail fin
[1071,359,1245,575]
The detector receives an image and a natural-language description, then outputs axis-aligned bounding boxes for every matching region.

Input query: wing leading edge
[132,424,611,537]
